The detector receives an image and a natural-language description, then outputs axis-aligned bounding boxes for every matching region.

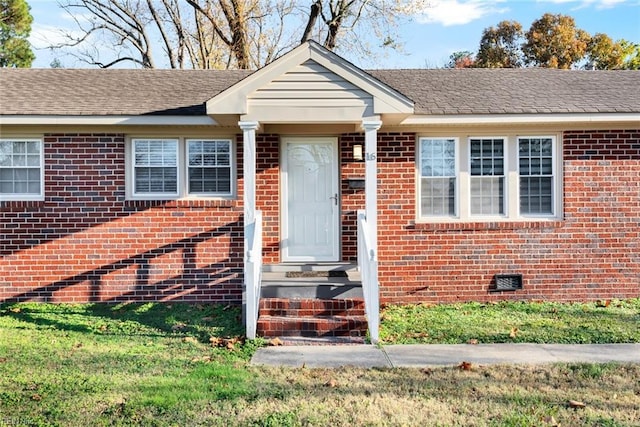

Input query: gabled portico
[205,41,414,342]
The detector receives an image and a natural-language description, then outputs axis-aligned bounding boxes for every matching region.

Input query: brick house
[1,41,639,342]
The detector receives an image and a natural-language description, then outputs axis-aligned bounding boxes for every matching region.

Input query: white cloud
[536,0,630,9]
[29,23,81,50]
[416,0,509,26]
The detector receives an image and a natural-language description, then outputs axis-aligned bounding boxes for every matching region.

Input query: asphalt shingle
[1,67,638,117]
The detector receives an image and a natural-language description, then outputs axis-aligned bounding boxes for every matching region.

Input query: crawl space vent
[491,274,523,292]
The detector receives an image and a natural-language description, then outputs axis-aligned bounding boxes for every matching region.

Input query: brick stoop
[257,297,368,338]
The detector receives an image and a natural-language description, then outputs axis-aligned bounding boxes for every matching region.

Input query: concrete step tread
[260,283,363,299]
[258,314,367,321]
[263,263,358,273]
[261,277,361,285]
[269,336,367,345]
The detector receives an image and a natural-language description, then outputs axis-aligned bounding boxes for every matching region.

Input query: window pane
[421,177,455,216]
[187,140,233,195]
[419,138,456,217]
[470,138,504,177]
[470,177,504,215]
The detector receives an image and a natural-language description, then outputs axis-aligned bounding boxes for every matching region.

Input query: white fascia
[402,113,640,126]
[0,115,218,126]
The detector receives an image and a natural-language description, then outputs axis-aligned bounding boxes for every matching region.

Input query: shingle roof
[369,68,640,115]
[1,67,638,116]
[0,69,252,116]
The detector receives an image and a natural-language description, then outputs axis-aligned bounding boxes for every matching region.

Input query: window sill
[124,198,237,208]
[412,219,564,232]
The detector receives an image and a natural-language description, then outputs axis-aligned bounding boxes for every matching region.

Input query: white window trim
[186,138,235,198]
[468,136,508,219]
[0,138,45,201]
[517,135,558,218]
[417,134,562,223]
[130,138,180,199]
[125,137,236,201]
[417,137,460,218]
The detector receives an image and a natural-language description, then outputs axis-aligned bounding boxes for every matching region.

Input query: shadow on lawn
[0,302,244,342]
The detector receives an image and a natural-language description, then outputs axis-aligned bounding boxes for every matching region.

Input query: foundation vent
[491,274,523,292]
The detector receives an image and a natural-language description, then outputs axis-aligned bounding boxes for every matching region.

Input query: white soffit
[205,41,414,119]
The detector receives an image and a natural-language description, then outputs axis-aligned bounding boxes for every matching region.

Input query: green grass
[0,302,261,426]
[1,300,639,426]
[379,299,640,344]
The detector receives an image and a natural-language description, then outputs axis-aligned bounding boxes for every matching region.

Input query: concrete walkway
[251,343,640,368]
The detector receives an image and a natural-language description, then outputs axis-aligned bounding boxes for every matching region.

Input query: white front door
[282,137,340,262]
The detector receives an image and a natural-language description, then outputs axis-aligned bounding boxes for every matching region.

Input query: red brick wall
[377,129,640,304]
[254,134,281,264]
[1,133,245,303]
[3,129,638,305]
[340,134,366,261]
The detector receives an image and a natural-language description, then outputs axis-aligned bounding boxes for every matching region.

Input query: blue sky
[28,0,640,69]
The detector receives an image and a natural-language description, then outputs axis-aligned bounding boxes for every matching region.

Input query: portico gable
[205,40,414,125]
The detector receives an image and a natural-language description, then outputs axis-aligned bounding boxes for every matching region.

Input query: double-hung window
[187,139,232,195]
[518,137,554,216]
[0,139,44,201]
[419,138,457,217]
[418,135,559,221]
[133,139,179,197]
[129,138,234,200]
[470,138,505,216]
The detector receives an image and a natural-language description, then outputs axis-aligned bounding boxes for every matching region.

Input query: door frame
[280,136,340,262]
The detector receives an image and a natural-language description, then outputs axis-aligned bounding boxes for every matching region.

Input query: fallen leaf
[269,337,284,346]
[324,378,337,388]
[509,327,519,339]
[226,341,235,350]
[31,394,42,401]
[458,361,473,371]
[191,355,211,363]
[467,339,479,345]
[568,400,586,409]
[98,325,108,332]
[544,415,560,426]
[10,307,21,313]
[596,300,610,308]
[0,357,7,363]
[183,336,199,344]
[209,336,223,346]
[171,323,187,331]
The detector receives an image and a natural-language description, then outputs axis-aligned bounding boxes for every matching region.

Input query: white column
[239,121,260,225]
[362,119,382,250]
[239,120,260,339]
[362,119,382,344]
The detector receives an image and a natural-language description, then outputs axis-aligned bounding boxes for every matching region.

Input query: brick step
[257,315,368,338]
[259,297,365,317]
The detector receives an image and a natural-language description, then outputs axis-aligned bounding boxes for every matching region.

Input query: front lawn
[1,301,639,426]
[379,299,640,344]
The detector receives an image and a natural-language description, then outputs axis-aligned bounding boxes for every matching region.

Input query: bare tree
[53,0,429,69]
